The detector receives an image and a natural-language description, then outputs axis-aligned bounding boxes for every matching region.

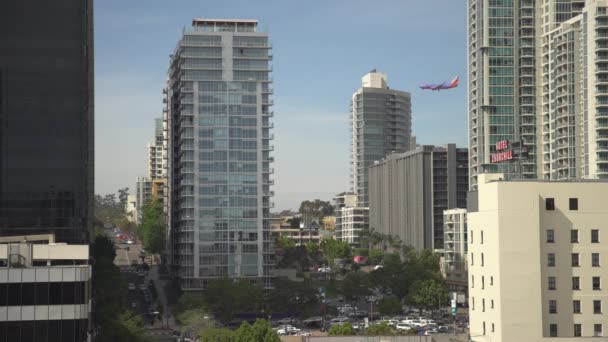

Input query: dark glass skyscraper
[0,0,94,244]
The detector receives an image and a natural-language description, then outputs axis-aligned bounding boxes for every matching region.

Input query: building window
[482,298,485,312]
[472,297,475,310]
[491,299,494,309]
[546,198,555,210]
[592,229,600,243]
[573,277,580,290]
[470,230,473,244]
[574,324,582,337]
[569,198,578,210]
[593,277,601,290]
[549,300,557,313]
[594,300,602,314]
[593,253,600,267]
[471,275,474,288]
[572,253,579,267]
[481,230,484,244]
[550,324,558,337]
[571,229,579,243]
[548,253,556,267]
[548,276,556,290]
[547,229,555,243]
[595,324,603,337]
[483,322,486,335]
[482,276,485,289]
[573,300,581,313]
[491,323,495,332]
[481,253,484,266]
[490,276,493,286]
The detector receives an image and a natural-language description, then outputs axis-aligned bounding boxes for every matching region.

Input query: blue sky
[95,0,467,210]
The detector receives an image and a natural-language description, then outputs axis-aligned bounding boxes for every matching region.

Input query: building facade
[0,0,94,244]
[336,207,369,247]
[0,235,91,342]
[166,19,274,290]
[148,118,167,180]
[351,71,411,207]
[468,173,608,341]
[368,144,468,251]
[441,208,468,297]
[468,0,608,188]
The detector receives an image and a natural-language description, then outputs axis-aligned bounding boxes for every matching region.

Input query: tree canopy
[328,322,355,336]
[139,199,165,254]
[299,199,334,218]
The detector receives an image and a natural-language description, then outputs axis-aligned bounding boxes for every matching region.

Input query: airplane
[419,76,459,91]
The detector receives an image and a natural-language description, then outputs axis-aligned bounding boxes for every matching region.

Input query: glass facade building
[166,19,274,290]
[351,71,411,207]
[0,0,94,244]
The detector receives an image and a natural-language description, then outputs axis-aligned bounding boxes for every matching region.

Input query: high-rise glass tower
[467,0,595,188]
[351,71,411,207]
[0,0,94,244]
[166,19,274,290]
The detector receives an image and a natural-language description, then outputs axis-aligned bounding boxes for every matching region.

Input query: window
[483,299,486,312]
[470,230,473,244]
[490,276,494,285]
[595,324,603,337]
[491,299,494,309]
[569,198,578,210]
[472,297,475,310]
[593,253,600,267]
[471,275,475,288]
[592,229,600,243]
[573,277,580,290]
[594,300,602,314]
[548,276,556,290]
[481,231,484,244]
[483,322,486,335]
[571,229,579,243]
[546,198,555,210]
[550,324,558,337]
[548,253,556,267]
[573,300,581,313]
[481,253,485,266]
[572,253,580,267]
[549,300,557,313]
[482,276,485,289]
[594,277,601,290]
[547,229,555,243]
[574,324,582,337]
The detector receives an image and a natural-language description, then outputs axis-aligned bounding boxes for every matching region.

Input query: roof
[192,18,258,25]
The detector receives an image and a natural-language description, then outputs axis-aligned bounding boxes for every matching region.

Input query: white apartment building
[336,207,368,247]
[442,208,468,297]
[468,173,608,341]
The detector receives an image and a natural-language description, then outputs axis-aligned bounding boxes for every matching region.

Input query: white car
[126,240,134,244]
[373,265,383,270]
[317,266,332,272]
[295,331,312,336]
[396,323,413,331]
[276,326,300,335]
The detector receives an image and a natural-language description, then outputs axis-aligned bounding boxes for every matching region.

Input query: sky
[95,0,468,211]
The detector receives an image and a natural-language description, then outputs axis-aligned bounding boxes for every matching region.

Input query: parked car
[438,325,449,333]
[317,266,332,273]
[396,323,413,331]
[373,265,383,270]
[295,331,312,336]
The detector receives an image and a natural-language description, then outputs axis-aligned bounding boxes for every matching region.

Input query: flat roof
[192,18,258,25]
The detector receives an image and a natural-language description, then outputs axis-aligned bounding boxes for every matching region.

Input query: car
[354,310,368,318]
[438,325,449,333]
[330,317,349,325]
[373,265,384,270]
[137,271,145,277]
[396,323,413,331]
[276,325,300,335]
[128,283,136,291]
[317,266,332,272]
[295,331,312,336]
[139,284,147,291]
[387,319,400,326]
[277,318,294,325]
[126,240,134,244]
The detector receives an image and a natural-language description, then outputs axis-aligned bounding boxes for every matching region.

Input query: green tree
[118,187,130,214]
[299,199,334,218]
[320,238,351,265]
[93,234,116,261]
[328,322,355,336]
[177,308,214,338]
[277,235,296,249]
[339,271,370,301]
[365,321,396,336]
[139,199,165,254]
[266,278,319,316]
[199,328,235,342]
[235,319,280,342]
[175,292,206,317]
[368,249,384,265]
[377,297,403,316]
[96,311,150,342]
[203,279,262,323]
[409,278,449,312]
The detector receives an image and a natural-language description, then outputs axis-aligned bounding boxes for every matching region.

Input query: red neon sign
[495,140,509,151]
[491,149,513,163]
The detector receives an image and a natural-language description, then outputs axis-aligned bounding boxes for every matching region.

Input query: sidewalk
[147,265,177,330]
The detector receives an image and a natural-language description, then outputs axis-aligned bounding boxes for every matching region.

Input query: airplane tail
[450,76,459,88]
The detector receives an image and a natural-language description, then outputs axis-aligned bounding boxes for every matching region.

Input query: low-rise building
[468,173,608,341]
[441,208,468,300]
[0,235,91,342]
[336,207,369,247]
[271,216,320,245]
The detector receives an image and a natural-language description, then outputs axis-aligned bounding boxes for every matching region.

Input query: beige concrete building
[468,173,608,341]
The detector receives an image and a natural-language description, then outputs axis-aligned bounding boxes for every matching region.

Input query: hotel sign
[491,139,515,163]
